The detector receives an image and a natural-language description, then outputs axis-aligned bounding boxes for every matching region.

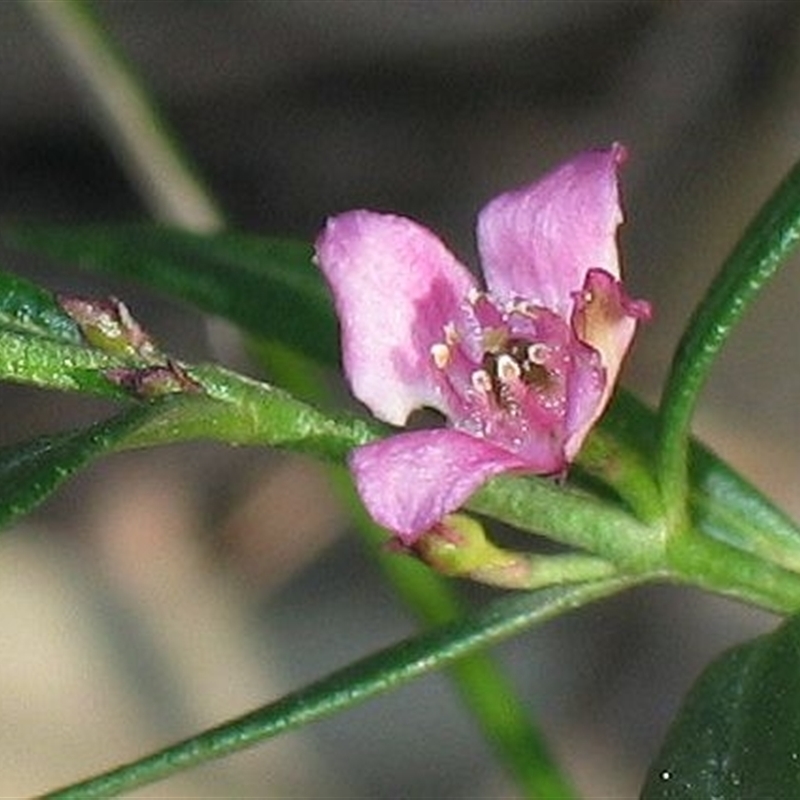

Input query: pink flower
[315,145,650,544]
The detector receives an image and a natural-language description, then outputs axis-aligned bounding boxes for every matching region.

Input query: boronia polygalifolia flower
[315,144,651,544]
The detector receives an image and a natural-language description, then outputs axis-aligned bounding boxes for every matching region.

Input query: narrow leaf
[611,390,800,580]
[0,328,128,397]
[658,157,800,512]
[6,223,339,365]
[642,613,800,800]
[0,267,80,342]
[690,444,800,574]
[0,366,375,532]
[0,403,155,529]
[44,575,639,799]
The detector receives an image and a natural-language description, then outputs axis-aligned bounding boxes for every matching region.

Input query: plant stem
[657,156,800,519]
[42,577,638,799]
[470,474,665,573]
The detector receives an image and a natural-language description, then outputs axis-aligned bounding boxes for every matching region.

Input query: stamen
[528,343,549,365]
[467,287,483,305]
[508,299,537,317]
[496,354,521,382]
[471,369,493,394]
[443,322,459,345]
[430,342,450,369]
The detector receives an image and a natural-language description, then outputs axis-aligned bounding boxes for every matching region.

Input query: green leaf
[0,403,156,529]
[6,223,339,365]
[658,157,800,514]
[0,267,81,343]
[0,327,129,397]
[43,575,639,799]
[0,267,147,397]
[613,389,800,567]
[690,443,800,574]
[0,365,376,532]
[641,613,800,800]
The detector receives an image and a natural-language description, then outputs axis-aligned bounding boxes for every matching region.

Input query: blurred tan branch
[24,0,225,233]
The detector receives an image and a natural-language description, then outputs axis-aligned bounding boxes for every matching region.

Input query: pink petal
[562,338,606,461]
[565,268,651,459]
[349,429,528,544]
[476,145,626,318]
[315,211,476,425]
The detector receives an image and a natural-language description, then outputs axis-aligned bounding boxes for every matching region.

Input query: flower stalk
[414,513,618,590]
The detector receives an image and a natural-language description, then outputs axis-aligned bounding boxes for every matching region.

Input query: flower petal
[316,211,476,425]
[565,268,651,459]
[476,145,626,317]
[349,429,527,544]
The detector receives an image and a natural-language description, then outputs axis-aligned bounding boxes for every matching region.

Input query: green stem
[42,576,638,799]
[120,364,800,615]
[115,368,374,462]
[470,474,664,573]
[134,363,657,579]
[658,156,800,519]
[24,0,225,233]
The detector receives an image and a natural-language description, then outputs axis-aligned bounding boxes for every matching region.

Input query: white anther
[471,369,493,394]
[528,343,549,365]
[467,287,483,305]
[115,299,136,330]
[443,322,459,345]
[430,342,450,369]
[496,353,521,382]
[508,299,535,316]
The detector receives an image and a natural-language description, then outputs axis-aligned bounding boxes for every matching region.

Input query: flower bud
[58,295,160,361]
[415,513,520,579]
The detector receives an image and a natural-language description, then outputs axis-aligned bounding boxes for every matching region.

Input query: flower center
[427,290,575,463]
[479,337,552,410]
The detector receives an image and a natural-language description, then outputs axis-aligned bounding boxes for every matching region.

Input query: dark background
[1,1,798,796]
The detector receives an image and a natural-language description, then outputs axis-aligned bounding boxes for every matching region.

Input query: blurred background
[1,0,799,796]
